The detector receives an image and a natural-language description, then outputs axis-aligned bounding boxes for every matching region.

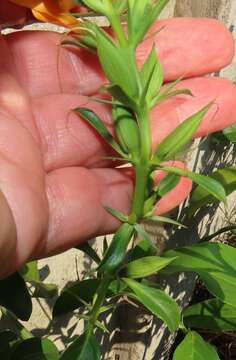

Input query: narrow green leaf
[0,272,32,321]
[99,223,134,272]
[82,0,105,13]
[156,173,181,197]
[134,223,152,242]
[96,27,140,99]
[107,85,136,109]
[113,0,128,14]
[188,166,236,214]
[127,0,169,47]
[153,103,212,163]
[11,338,59,360]
[122,256,176,278]
[223,124,236,142]
[147,215,186,228]
[152,88,193,107]
[60,332,100,360]
[159,166,226,202]
[103,205,128,222]
[76,242,101,265]
[163,242,236,307]
[53,279,100,317]
[102,236,108,255]
[152,76,185,105]
[140,46,163,106]
[123,278,180,332]
[74,107,125,156]
[143,173,181,214]
[183,299,236,331]
[173,331,219,360]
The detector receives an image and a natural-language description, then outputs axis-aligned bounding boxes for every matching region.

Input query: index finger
[6,17,234,98]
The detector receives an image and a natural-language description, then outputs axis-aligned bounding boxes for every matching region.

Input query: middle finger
[33,76,236,172]
[6,17,234,98]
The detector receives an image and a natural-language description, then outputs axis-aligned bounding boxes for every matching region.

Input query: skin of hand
[0,2,235,277]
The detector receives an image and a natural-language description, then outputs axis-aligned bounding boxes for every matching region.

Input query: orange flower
[10,0,81,30]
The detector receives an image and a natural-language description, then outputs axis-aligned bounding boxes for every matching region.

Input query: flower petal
[32,6,79,28]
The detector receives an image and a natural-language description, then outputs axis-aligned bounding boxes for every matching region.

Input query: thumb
[0,1,27,29]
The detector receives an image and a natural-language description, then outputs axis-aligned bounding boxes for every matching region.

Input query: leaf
[98,223,134,273]
[108,279,128,297]
[113,103,140,157]
[53,279,100,317]
[159,166,226,203]
[82,0,105,13]
[112,0,128,14]
[122,256,176,278]
[223,124,236,142]
[140,46,163,107]
[147,215,186,228]
[134,223,151,242]
[153,103,212,163]
[96,27,140,99]
[152,76,185,106]
[143,173,181,214]
[123,278,180,332]
[153,88,193,107]
[156,173,181,197]
[102,236,108,255]
[103,206,128,222]
[107,85,136,109]
[173,331,219,360]
[76,242,101,265]
[183,299,236,331]
[127,0,169,48]
[11,338,59,360]
[74,107,125,156]
[130,239,158,261]
[60,332,100,360]
[163,242,236,307]
[0,272,32,321]
[188,166,236,214]
[20,261,40,282]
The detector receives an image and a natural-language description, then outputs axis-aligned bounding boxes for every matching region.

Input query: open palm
[0,17,235,275]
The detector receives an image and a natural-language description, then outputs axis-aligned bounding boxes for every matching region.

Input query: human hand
[0,10,235,276]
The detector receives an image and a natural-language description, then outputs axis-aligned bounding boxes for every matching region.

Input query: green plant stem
[87,275,112,333]
[107,3,127,47]
[129,107,152,222]
[129,164,150,223]
[201,225,236,242]
[86,104,152,333]
[86,104,152,339]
